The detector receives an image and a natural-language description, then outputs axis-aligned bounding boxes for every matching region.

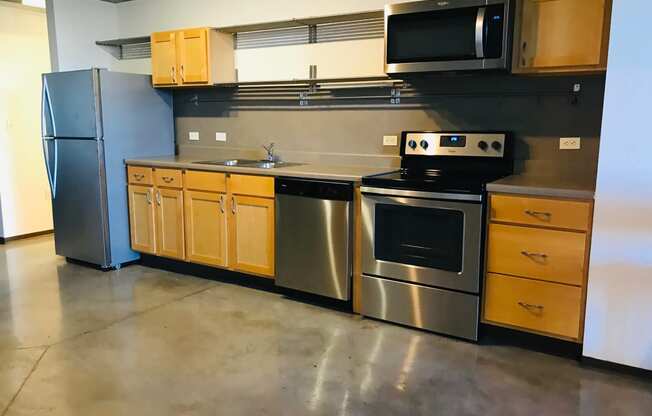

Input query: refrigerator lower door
[51,139,111,267]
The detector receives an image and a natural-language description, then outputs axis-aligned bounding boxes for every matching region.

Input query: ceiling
[99,0,134,3]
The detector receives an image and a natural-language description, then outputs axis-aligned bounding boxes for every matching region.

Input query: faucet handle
[263,142,275,152]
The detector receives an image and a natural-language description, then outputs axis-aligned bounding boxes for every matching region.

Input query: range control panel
[403,132,507,158]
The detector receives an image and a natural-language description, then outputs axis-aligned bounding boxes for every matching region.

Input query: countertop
[487,174,595,199]
[125,156,396,182]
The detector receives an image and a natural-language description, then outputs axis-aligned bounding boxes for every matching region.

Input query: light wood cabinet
[151,27,235,88]
[127,166,185,260]
[228,195,275,278]
[151,31,178,86]
[155,188,185,260]
[513,0,612,73]
[482,193,593,342]
[127,167,275,278]
[128,185,156,254]
[184,190,228,268]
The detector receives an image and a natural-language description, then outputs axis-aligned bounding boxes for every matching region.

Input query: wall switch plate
[383,135,398,146]
[215,132,227,142]
[560,137,581,150]
[188,131,200,141]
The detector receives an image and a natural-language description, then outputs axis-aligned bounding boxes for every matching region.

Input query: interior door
[42,70,100,138]
[155,187,185,260]
[184,190,227,267]
[151,31,178,86]
[179,28,209,84]
[229,195,275,277]
[51,139,110,266]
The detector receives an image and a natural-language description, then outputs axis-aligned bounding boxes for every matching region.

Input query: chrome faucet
[263,142,275,162]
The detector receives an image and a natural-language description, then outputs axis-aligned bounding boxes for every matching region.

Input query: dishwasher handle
[275,177,353,201]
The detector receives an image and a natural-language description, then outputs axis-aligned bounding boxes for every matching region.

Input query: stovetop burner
[362,131,514,197]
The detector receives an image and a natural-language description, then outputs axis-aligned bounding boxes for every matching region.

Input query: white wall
[583,0,652,370]
[47,0,410,77]
[0,2,53,238]
[46,0,119,71]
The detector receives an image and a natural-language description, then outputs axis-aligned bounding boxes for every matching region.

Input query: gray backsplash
[174,73,605,182]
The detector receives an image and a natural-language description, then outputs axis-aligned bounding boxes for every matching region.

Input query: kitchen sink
[193,159,303,169]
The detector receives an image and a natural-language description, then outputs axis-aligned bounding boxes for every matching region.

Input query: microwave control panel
[403,132,506,158]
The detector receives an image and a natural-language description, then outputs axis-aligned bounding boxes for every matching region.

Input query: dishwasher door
[276,178,353,301]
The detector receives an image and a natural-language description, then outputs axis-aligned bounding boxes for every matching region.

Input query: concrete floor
[0,236,651,416]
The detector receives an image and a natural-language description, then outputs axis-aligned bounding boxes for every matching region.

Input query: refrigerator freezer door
[42,70,102,139]
[51,139,110,267]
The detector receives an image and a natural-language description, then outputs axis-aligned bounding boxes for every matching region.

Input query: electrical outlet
[383,135,398,146]
[188,131,200,141]
[215,132,227,142]
[560,137,581,150]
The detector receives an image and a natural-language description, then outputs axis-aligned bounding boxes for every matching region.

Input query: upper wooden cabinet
[513,0,612,73]
[151,27,235,88]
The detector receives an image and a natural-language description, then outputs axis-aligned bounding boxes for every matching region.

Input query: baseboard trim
[581,356,652,380]
[0,229,53,244]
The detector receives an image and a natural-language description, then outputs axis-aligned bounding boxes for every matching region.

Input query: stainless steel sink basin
[193,159,259,166]
[193,159,303,169]
[248,161,304,169]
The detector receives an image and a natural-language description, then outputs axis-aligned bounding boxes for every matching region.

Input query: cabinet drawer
[185,170,227,193]
[490,194,591,231]
[487,223,586,286]
[483,273,582,341]
[228,174,274,198]
[154,168,183,188]
[127,166,153,186]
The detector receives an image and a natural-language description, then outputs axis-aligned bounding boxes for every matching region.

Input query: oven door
[361,188,483,294]
[384,0,511,74]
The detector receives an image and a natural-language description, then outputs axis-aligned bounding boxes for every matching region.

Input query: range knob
[420,140,429,150]
[478,140,488,151]
[491,141,503,151]
[408,139,418,150]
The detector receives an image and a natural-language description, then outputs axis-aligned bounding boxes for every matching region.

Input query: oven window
[387,7,479,63]
[375,204,464,272]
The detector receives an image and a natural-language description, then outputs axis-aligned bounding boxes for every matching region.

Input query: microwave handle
[475,7,486,59]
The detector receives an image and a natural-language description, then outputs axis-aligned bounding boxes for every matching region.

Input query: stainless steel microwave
[384,0,513,74]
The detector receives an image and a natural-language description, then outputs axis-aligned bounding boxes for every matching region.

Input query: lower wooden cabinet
[482,193,593,342]
[228,195,275,277]
[184,190,228,267]
[127,167,276,279]
[128,185,156,254]
[155,188,185,260]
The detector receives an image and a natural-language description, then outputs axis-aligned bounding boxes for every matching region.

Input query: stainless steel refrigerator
[41,68,174,269]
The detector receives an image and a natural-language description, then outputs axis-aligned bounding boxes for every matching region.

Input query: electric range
[360,131,514,341]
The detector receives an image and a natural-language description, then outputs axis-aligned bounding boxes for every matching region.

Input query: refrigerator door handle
[43,139,58,199]
[41,77,56,137]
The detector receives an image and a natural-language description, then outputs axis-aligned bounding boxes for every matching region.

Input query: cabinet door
[151,31,178,86]
[155,188,185,260]
[185,190,228,267]
[128,185,156,254]
[229,195,275,277]
[517,0,609,71]
[178,28,209,85]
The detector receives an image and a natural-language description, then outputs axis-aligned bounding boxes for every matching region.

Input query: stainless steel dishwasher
[275,177,353,301]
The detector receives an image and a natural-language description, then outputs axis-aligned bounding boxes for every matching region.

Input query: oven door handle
[360,186,482,202]
[475,6,486,59]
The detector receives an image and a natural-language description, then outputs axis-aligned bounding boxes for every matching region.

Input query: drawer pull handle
[525,210,552,220]
[219,195,225,214]
[162,176,174,183]
[156,192,161,206]
[133,174,145,181]
[146,192,152,205]
[518,301,544,312]
[521,251,548,264]
[231,196,236,214]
